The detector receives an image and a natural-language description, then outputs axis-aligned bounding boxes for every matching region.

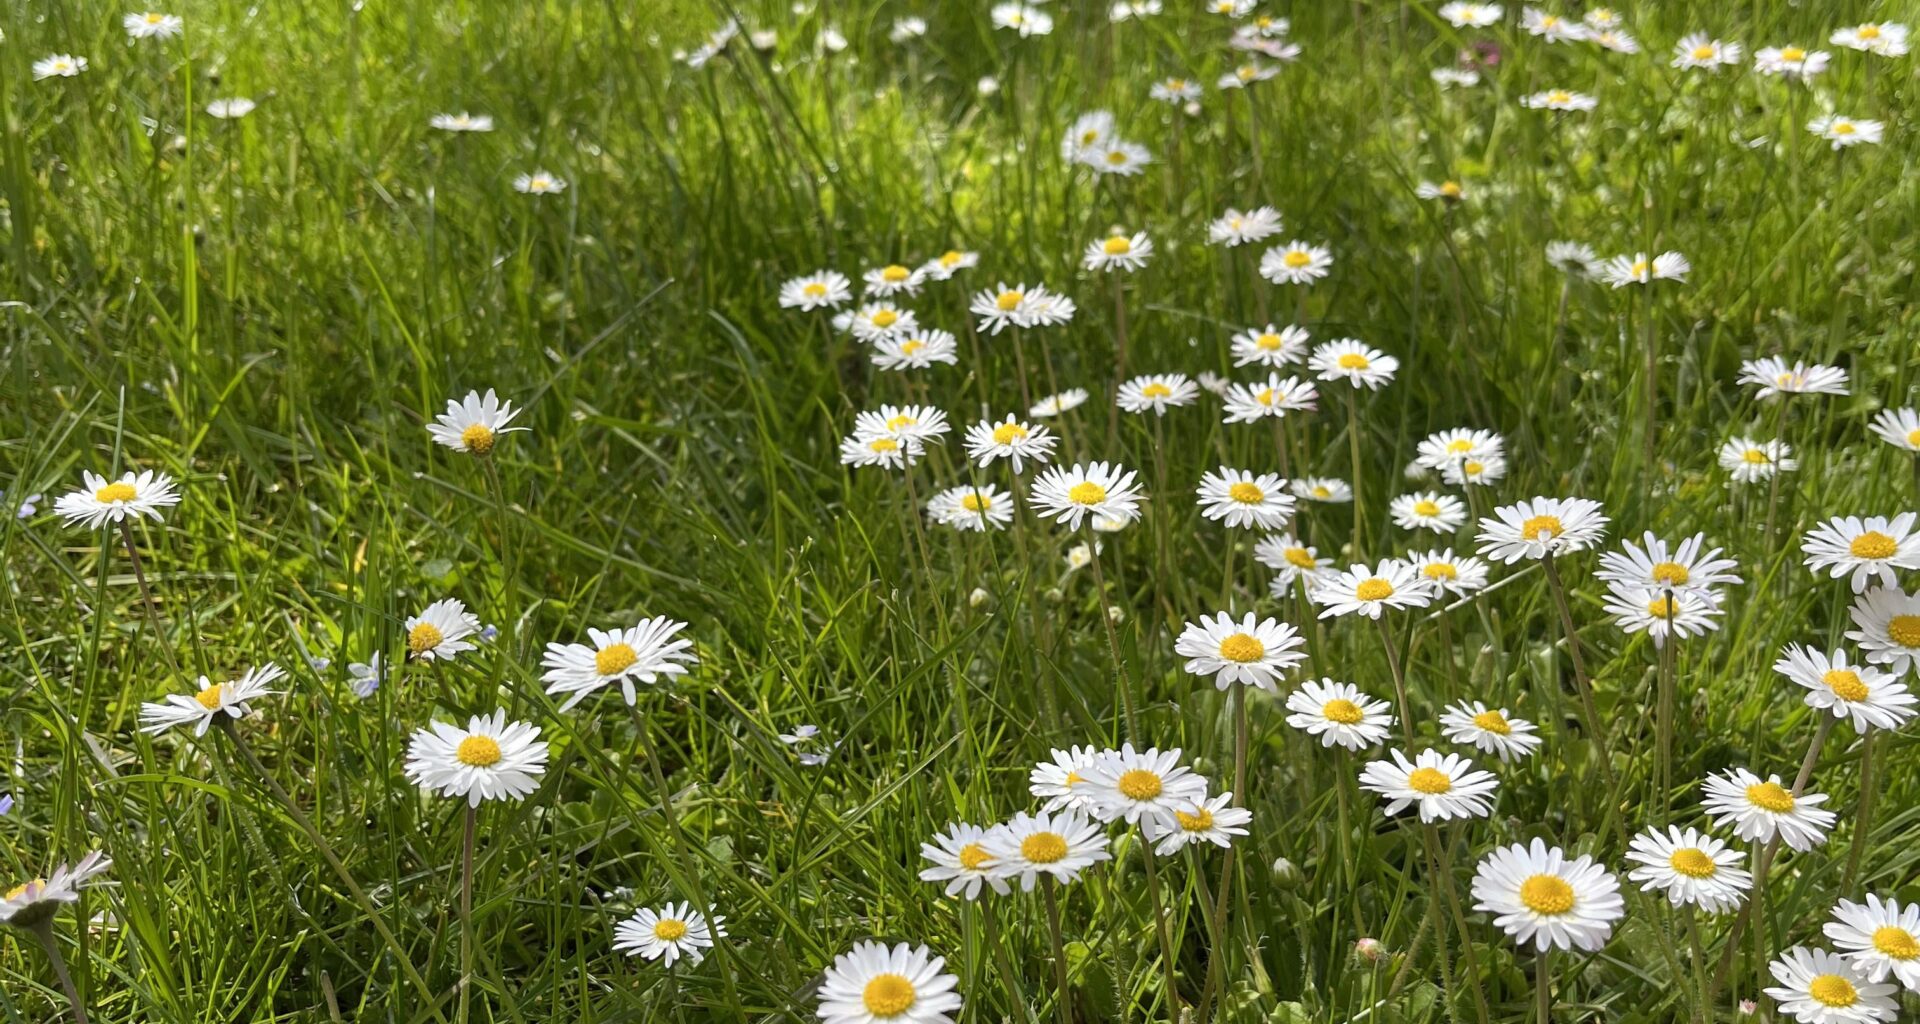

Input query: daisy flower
[1314,560,1432,619]
[964,415,1057,471]
[1390,492,1466,533]
[1309,339,1397,389]
[1471,838,1625,951]
[1029,462,1144,529]
[1195,468,1294,530]
[889,16,928,42]
[1868,408,1920,453]
[1285,679,1395,750]
[0,852,111,929]
[1809,115,1884,149]
[840,432,922,470]
[1599,251,1690,287]
[1672,34,1742,70]
[1084,231,1153,272]
[927,484,1014,532]
[1439,701,1541,761]
[405,598,481,662]
[613,902,723,965]
[124,12,183,38]
[1431,67,1482,88]
[1589,28,1638,54]
[1831,22,1909,57]
[1415,180,1466,202]
[969,283,1037,335]
[541,617,697,710]
[1738,357,1850,399]
[840,301,919,343]
[919,249,979,281]
[991,2,1052,36]
[1581,8,1621,29]
[1719,437,1796,483]
[1763,947,1899,1024]
[53,469,181,528]
[1144,791,1252,854]
[1406,548,1491,598]
[32,55,87,80]
[1774,644,1916,734]
[1030,388,1089,419]
[1521,7,1587,41]
[430,112,494,132]
[1149,77,1202,103]
[1596,531,1742,601]
[1209,207,1284,249]
[1847,587,1920,676]
[1110,0,1162,21]
[1476,497,1609,563]
[854,405,951,446]
[1084,140,1152,176]
[1756,45,1830,78]
[1116,373,1199,416]
[1825,895,1920,989]
[919,823,1011,900]
[1175,611,1307,691]
[982,810,1110,890]
[1062,111,1117,156]
[1291,477,1351,503]
[1624,826,1751,914]
[426,388,525,455]
[1207,0,1254,14]
[1218,61,1279,89]
[817,941,963,1024]
[1230,324,1309,367]
[138,663,283,736]
[404,710,550,807]
[205,97,255,119]
[1439,2,1503,27]
[1259,241,1333,285]
[1416,428,1504,470]
[1359,749,1499,822]
[1442,454,1509,488]
[1803,514,1920,593]
[1602,584,1722,647]
[779,270,853,310]
[1030,746,1101,812]
[512,170,567,195]
[1546,240,1602,276]
[873,329,959,371]
[1080,745,1208,827]
[1702,768,1836,851]
[1255,533,1334,590]
[1222,374,1317,423]
[863,264,927,298]
[1521,89,1598,111]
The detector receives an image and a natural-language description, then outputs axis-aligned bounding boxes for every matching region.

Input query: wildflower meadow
[6,1,1920,1022]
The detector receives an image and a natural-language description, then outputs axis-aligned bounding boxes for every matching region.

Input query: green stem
[1042,878,1073,1024]
[28,921,88,1024]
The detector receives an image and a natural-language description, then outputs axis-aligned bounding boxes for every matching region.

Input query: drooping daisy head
[612,901,724,965]
[1028,462,1145,530]
[1718,436,1796,484]
[919,822,1011,900]
[779,270,854,310]
[1546,240,1601,275]
[982,810,1111,890]
[403,710,550,807]
[1701,768,1836,852]
[926,483,1015,533]
[426,388,526,456]
[1763,946,1900,1024]
[205,97,256,119]
[1623,826,1751,914]
[1230,323,1309,367]
[53,469,182,529]
[1471,837,1625,951]
[1358,748,1499,822]
[138,662,284,737]
[405,598,481,662]
[1846,586,1920,676]
[1802,514,1920,593]
[1313,560,1433,620]
[1259,241,1333,285]
[1116,373,1199,416]
[1079,744,1209,827]
[0,851,111,929]
[1029,387,1090,419]
[964,415,1058,472]
[541,617,698,710]
[1477,496,1610,563]
[1438,701,1541,762]
[1824,894,1920,989]
[1195,467,1294,530]
[1285,679,1395,750]
[1773,643,1916,734]
[1174,611,1307,691]
[817,941,963,1024]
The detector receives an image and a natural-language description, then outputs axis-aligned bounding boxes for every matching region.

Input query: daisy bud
[1045,587,1064,603]
[1106,605,1124,624]
[1353,937,1386,963]
[968,587,990,608]
[1270,856,1302,889]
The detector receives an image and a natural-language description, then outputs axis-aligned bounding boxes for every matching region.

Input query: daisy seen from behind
[1,851,111,929]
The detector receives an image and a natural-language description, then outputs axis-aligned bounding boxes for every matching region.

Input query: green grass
[3,0,1920,1021]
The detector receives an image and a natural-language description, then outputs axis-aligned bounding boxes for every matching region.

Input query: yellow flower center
[885,414,917,431]
[1283,250,1312,268]
[1322,698,1364,724]
[1742,448,1768,464]
[959,843,993,870]
[145,11,164,22]
[1177,807,1215,831]
[1907,428,1920,447]
[1218,633,1266,663]
[1521,515,1564,541]
[992,422,1028,444]
[1311,486,1331,499]
[1167,78,1187,89]
[1692,44,1716,59]
[1859,25,1883,40]
[1103,236,1132,254]
[1140,382,1172,398]
[408,622,446,655]
[1117,769,1164,800]
[1228,482,1264,504]
[1284,547,1317,569]
[1887,614,1920,648]
[1439,181,1462,198]
[900,339,924,354]
[194,683,224,709]
[1105,150,1129,165]
[1850,531,1898,560]
[1228,217,1243,230]
[1823,669,1869,703]
[881,265,911,282]
[1808,974,1858,1008]
[1745,781,1795,813]
[1068,482,1108,505]
[939,250,964,267]
[95,482,138,503]
[1237,65,1257,81]
[5,880,43,901]
[1472,710,1511,734]
[1255,332,1282,350]
[456,735,503,767]
[871,309,899,329]
[1255,388,1278,406]
[1539,15,1559,27]
[1646,596,1676,619]
[804,282,828,297]
[868,438,900,453]
[862,974,918,1017]
[1447,438,1474,454]
[1872,926,1920,960]
[1355,578,1395,601]
[461,423,495,454]
[1650,562,1690,585]
[1547,90,1572,104]
[1775,372,1797,387]
[1832,121,1858,136]
[996,290,1024,311]
[1424,562,1458,580]
[1630,260,1650,278]
[1337,353,1370,370]
[1780,46,1806,62]
[1063,771,1084,787]
[1413,499,1442,517]
[1667,847,1717,878]
[1021,831,1069,863]
[653,918,689,941]
[596,643,639,676]
[1406,767,1453,794]
[960,492,990,512]
[1520,875,1576,915]
[1462,460,1485,475]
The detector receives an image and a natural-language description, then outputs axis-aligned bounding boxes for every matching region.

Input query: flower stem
[1042,878,1073,1024]
[1423,824,1489,1024]
[1540,554,1625,846]
[980,901,1039,1024]
[1345,388,1364,558]
[1085,533,1140,742]
[1534,949,1552,1024]
[117,518,181,680]
[27,920,88,1024]
[1139,842,1185,1016]
[1374,614,1414,744]
[457,803,477,1024]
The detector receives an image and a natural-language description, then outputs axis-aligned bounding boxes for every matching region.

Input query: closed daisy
[1774,644,1916,734]
[1719,437,1796,484]
[1175,611,1306,690]
[613,902,723,965]
[919,823,1010,900]
[1259,241,1333,285]
[926,484,1014,532]
[1846,586,1920,675]
[404,710,550,806]
[1439,701,1541,761]
[983,810,1110,890]
[1030,746,1101,812]
[426,388,526,455]
[779,270,853,310]
[406,598,481,662]
[1195,468,1294,530]
[1116,373,1199,416]
[1029,462,1144,529]
[873,329,960,371]
[1314,560,1432,619]
[1672,34,1741,70]
[124,12,183,39]
[1471,838,1624,951]
[863,263,927,298]
[1222,374,1317,423]
[1285,679,1395,750]
[1809,115,1884,149]
[0,852,111,928]
[1083,231,1153,271]
[1292,477,1352,503]
[1406,548,1491,598]
[1803,514,1920,593]
[1309,339,1398,389]
[1080,745,1208,827]
[964,415,1057,471]
[139,663,284,736]
[1602,583,1722,647]
[1521,89,1597,112]
[1476,496,1609,563]
[1029,387,1090,418]
[1599,251,1690,287]
[1624,826,1751,914]
[1738,357,1850,399]
[53,469,181,528]
[1825,895,1920,989]
[1596,531,1742,601]
[1144,791,1251,854]
[817,941,963,1024]
[1868,408,1920,453]
[1208,206,1283,247]
[541,617,697,710]
[1255,532,1334,590]
[512,170,567,195]
[1391,492,1466,533]
[1701,768,1836,851]
[1358,748,1499,822]
[1230,323,1309,367]
[1763,947,1899,1024]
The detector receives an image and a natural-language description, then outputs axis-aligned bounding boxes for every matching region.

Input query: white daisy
[1218,61,1279,89]
[1084,141,1152,177]
[817,941,963,1024]
[1624,826,1751,914]
[1431,67,1482,88]
[1406,548,1492,598]
[1803,514,1920,593]
[1831,22,1909,57]
[1847,587,1920,676]
[32,55,87,80]
[1764,946,1899,1024]
[426,388,526,455]
[1415,428,1504,470]
[863,263,928,298]
[1442,453,1509,488]
[204,97,255,119]
[1414,180,1467,202]
[1756,45,1831,78]
[405,598,481,662]
[1589,28,1637,53]
[430,112,494,132]
[1291,477,1351,503]
[1221,373,1317,423]
[124,12,183,39]
[1309,339,1397,389]
[1476,496,1610,563]
[926,484,1014,532]
[138,663,284,736]
[1738,357,1851,399]
[1599,251,1690,287]
[1029,387,1090,418]
[839,301,919,343]
[1143,791,1251,854]
[1255,532,1335,591]
[1230,324,1309,367]
[1208,206,1284,246]
[1719,437,1797,484]
[983,810,1110,890]
[1195,468,1294,530]
[0,852,112,928]
[403,710,550,807]
[1438,2,1503,27]
[889,16,929,42]
[1259,241,1333,285]
[1285,679,1395,750]
[1079,745,1209,827]
[512,170,567,195]
[1110,0,1163,21]
[1030,746,1101,812]
[1390,492,1466,533]
[1083,231,1153,272]
[1809,115,1885,149]
[541,617,698,710]
[1175,611,1307,691]
[1595,531,1742,601]
[1061,111,1117,157]
[919,249,979,281]
[873,329,960,371]
[1546,240,1602,275]
[968,284,1036,335]
[779,270,854,310]
[964,415,1057,472]
[1701,768,1836,851]
[1868,408,1920,453]
[1439,701,1541,761]
[613,902,723,965]
[1149,77,1202,103]
[1029,462,1144,529]
[1825,895,1920,990]
[53,469,182,528]
[1521,7,1587,41]
[840,432,922,470]
[1775,644,1916,734]
[1672,34,1742,70]
[919,823,1011,900]
[991,2,1053,35]
[1602,584,1722,647]
[1471,838,1625,951]
[1116,373,1199,416]
[1521,89,1598,111]
[854,405,951,446]
[1358,748,1499,822]
[1314,560,1433,619]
